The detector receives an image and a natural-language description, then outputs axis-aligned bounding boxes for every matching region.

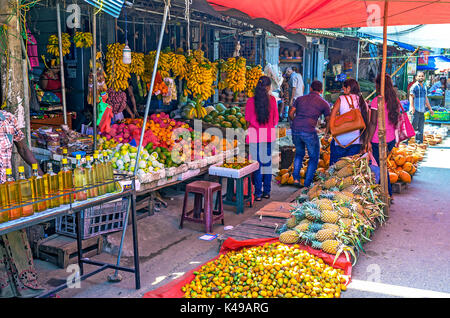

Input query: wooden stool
[217,175,253,214]
[180,180,224,233]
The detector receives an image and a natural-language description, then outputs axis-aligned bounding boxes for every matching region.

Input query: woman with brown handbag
[328,78,370,166]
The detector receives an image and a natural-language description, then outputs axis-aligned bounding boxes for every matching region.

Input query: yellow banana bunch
[105,43,131,92]
[220,57,247,93]
[73,32,93,48]
[185,54,217,103]
[142,51,170,84]
[187,104,208,119]
[46,33,71,57]
[168,51,188,80]
[130,52,145,76]
[245,65,263,97]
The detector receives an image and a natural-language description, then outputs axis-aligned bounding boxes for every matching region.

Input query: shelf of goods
[96,112,240,188]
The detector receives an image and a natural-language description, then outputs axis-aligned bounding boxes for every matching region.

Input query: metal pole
[56,3,67,125]
[109,1,171,282]
[378,0,390,216]
[92,9,97,151]
[356,39,360,81]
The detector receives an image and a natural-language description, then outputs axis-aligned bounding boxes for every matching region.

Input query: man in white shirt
[286,67,304,106]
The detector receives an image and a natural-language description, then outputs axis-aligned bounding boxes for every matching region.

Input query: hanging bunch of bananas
[168,51,188,80]
[245,65,264,97]
[220,57,247,93]
[46,33,71,57]
[105,42,131,92]
[142,50,171,84]
[184,51,217,105]
[130,52,145,76]
[73,32,93,48]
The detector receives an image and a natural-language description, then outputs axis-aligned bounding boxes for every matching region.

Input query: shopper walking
[364,74,401,197]
[289,81,331,188]
[245,76,279,201]
[328,78,370,165]
[286,67,304,106]
[409,71,434,143]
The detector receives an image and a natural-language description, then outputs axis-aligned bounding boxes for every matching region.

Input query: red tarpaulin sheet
[143,237,352,298]
[207,0,450,29]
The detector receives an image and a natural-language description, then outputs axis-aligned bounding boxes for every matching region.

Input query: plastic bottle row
[0,151,115,224]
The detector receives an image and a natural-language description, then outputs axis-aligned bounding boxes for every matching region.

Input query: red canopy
[208,0,450,29]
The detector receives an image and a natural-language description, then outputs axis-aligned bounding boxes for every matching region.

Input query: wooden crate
[392,182,408,194]
[36,234,103,269]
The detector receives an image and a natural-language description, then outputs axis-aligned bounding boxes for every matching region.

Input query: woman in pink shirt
[364,73,401,197]
[245,76,279,200]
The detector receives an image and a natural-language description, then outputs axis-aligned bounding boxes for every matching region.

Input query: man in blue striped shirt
[409,72,434,143]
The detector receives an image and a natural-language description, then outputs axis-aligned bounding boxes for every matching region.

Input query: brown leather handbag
[330,95,366,147]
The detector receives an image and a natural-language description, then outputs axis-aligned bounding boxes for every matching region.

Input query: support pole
[56,3,67,125]
[356,39,360,81]
[92,9,97,151]
[378,0,390,215]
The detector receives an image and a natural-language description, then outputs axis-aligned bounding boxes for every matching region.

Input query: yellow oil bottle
[44,162,60,209]
[93,153,106,195]
[30,163,47,212]
[0,180,9,223]
[102,151,116,193]
[4,168,21,220]
[73,154,87,201]
[17,166,34,217]
[84,156,98,198]
[58,158,73,205]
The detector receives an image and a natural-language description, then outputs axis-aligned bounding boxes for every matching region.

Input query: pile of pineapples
[279,155,386,263]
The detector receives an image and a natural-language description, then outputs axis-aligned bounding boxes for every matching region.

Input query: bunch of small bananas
[245,65,263,97]
[220,57,247,93]
[130,52,145,76]
[184,53,217,103]
[168,51,188,80]
[105,42,131,92]
[187,101,208,119]
[73,32,93,48]
[142,50,171,84]
[46,33,71,57]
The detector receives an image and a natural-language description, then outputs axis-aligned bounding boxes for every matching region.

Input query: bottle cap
[62,158,68,164]
[76,154,81,160]
[93,153,98,159]
[6,168,12,174]
[102,151,108,156]
[94,150,99,154]
[63,148,68,154]
[86,156,91,161]
[32,163,38,170]
[18,166,24,173]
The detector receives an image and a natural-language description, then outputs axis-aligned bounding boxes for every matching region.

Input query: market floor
[33,138,450,298]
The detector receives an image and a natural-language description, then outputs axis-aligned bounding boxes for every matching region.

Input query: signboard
[407,58,417,75]
[418,50,430,66]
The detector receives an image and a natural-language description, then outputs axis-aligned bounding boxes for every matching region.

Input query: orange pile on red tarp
[143,237,352,298]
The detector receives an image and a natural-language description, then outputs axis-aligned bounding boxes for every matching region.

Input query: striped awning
[84,0,125,18]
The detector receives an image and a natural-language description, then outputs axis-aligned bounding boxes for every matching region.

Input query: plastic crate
[430,111,450,122]
[56,198,129,239]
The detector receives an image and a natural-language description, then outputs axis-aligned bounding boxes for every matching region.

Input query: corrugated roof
[84,0,125,18]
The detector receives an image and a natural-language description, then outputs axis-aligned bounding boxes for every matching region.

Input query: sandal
[255,196,262,201]
[293,181,303,188]
[262,194,270,199]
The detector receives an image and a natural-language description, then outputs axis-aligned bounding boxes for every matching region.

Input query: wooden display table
[31,113,72,130]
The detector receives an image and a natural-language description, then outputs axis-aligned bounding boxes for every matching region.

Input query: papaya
[399,170,411,183]
[279,169,289,176]
[389,172,399,183]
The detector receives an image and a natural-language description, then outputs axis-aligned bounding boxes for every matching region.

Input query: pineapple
[305,207,321,221]
[324,177,339,189]
[336,165,354,178]
[320,209,339,224]
[334,191,354,202]
[334,158,351,170]
[315,198,334,211]
[286,216,298,229]
[279,230,300,244]
[315,228,337,242]
[322,223,340,232]
[340,176,354,189]
[339,218,353,228]
[311,239,342,254]
[351,202,364,214]
[337,207,351,218]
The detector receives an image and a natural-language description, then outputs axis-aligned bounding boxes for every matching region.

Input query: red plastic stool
[179,180,224,233]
